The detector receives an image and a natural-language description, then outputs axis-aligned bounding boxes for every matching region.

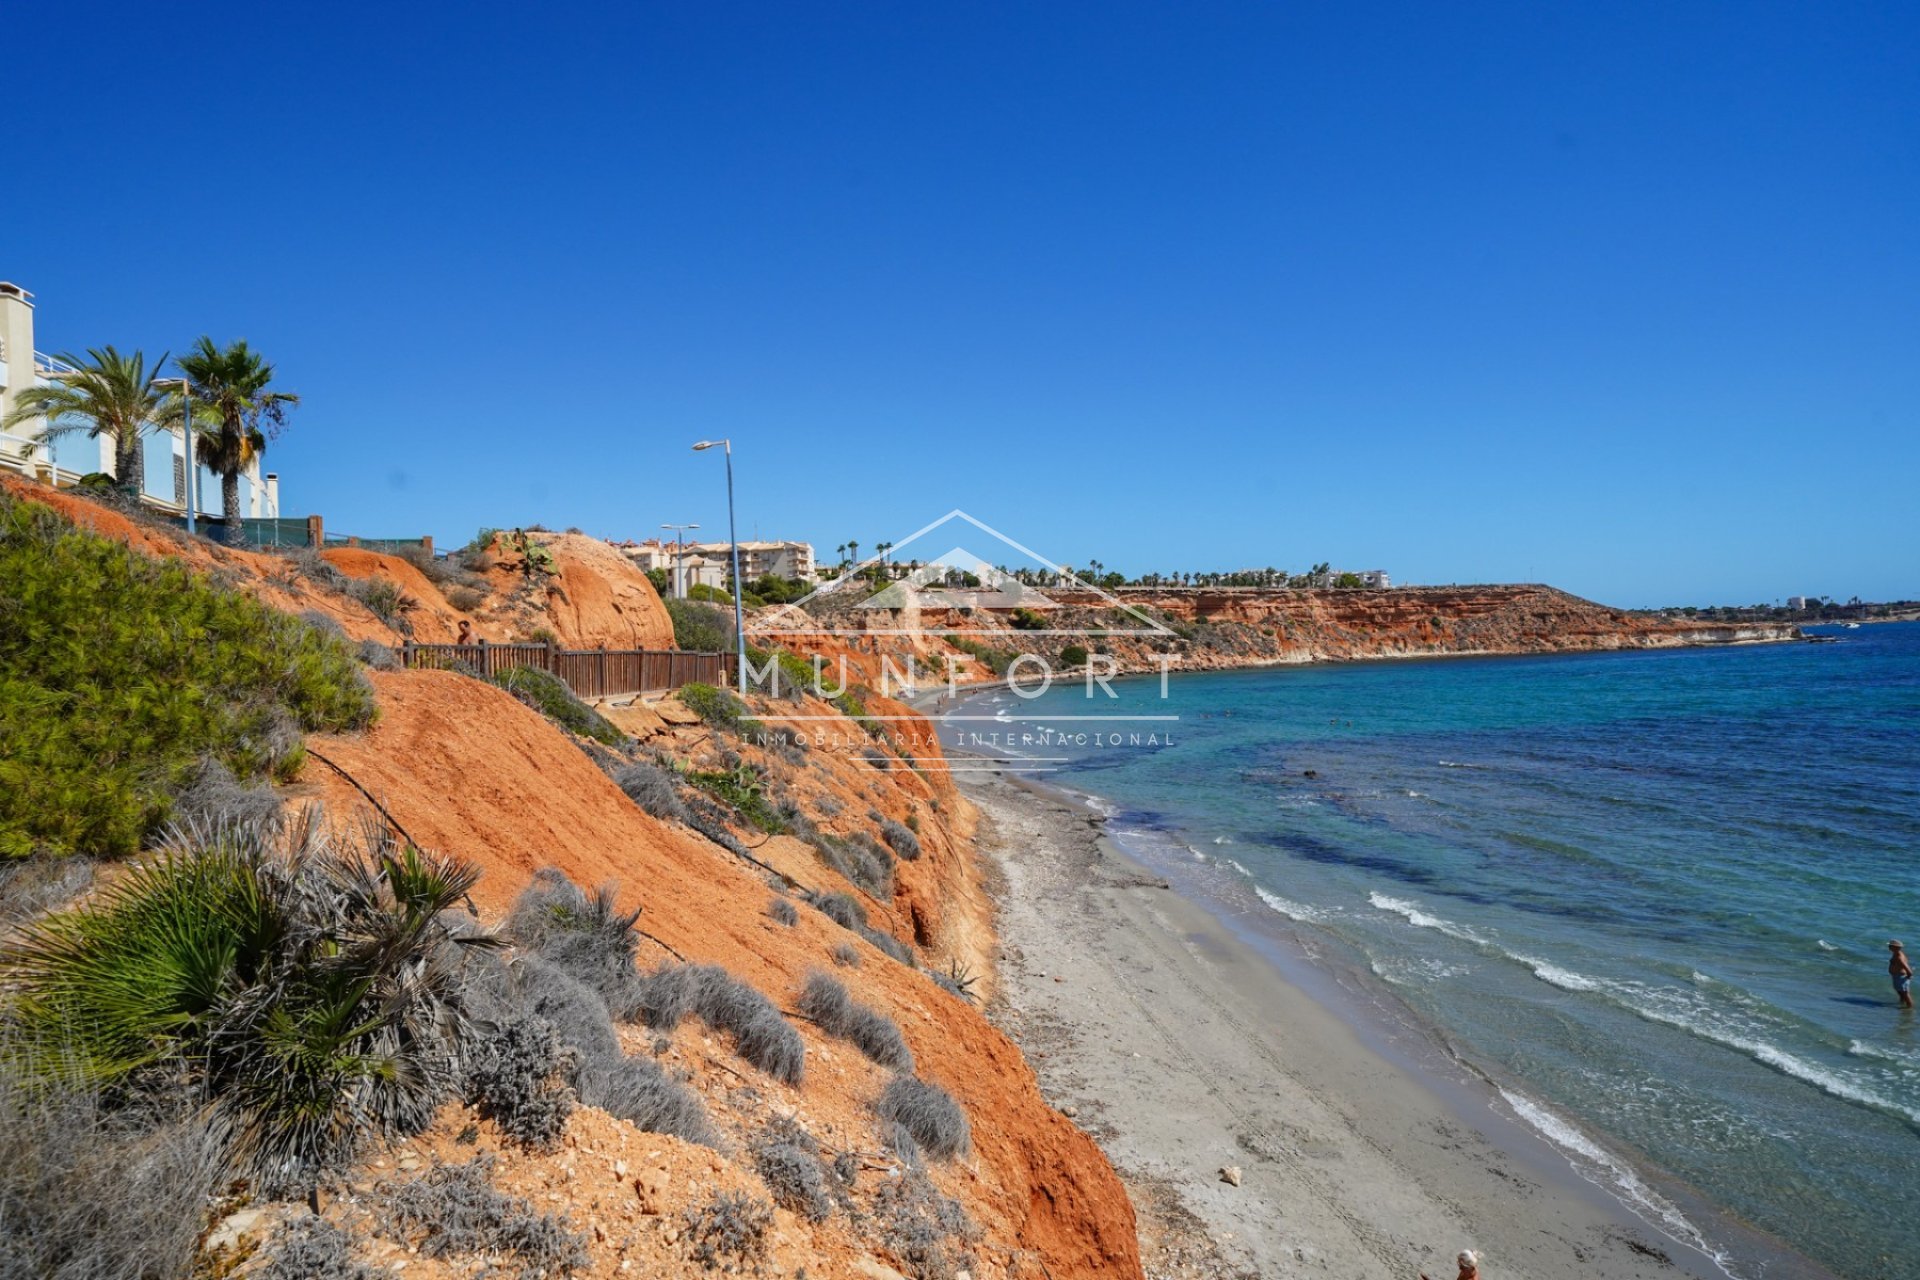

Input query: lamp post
[156,376,198,536]
[691,440,746,694]
[660,522,700,599]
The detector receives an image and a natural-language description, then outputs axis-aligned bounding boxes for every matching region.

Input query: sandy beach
[958,769,1824,1280]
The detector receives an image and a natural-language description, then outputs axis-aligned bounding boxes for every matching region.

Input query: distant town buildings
[1358,569,1392,589]
[0,281,281,519]
[621,536,816,595]
[1787,596,1811,610]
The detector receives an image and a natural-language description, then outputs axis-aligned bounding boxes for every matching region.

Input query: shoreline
[957,767,1834,1280]
[902,629,1808,711]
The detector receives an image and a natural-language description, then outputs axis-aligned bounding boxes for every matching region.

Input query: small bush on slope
[497,872,715,1145]
[463,1016,576,1151]
[0,491,374,859]
[385,1153,588,1280]
[879,817,922,860]
[682,1190,773,1272]
[491,665,626,746]
[676,681,762,737]
[874,1166,978,1280]
[809,890,915,965]
[796,971,914,1071]
[767,895,799,926]
[635,963,805,1085]
[259,1215,393,1280]
[875,1076,971,1161]
[750,1116,835,1221]
[613,759,690,822]
[504,869,645,1017]
[0,1047,227,1280]
[0,814,495,1196]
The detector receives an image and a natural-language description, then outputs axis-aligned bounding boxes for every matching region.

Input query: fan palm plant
[174,337,299,545]
[2,812,497,1195]
[0,346,175,499]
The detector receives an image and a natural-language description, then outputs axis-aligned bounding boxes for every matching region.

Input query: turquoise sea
[942,623,1920,1280]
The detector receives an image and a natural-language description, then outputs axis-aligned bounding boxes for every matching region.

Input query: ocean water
[943,624,1920,1280]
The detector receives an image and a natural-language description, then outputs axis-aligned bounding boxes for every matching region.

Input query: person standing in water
[1891,941,1913,1010]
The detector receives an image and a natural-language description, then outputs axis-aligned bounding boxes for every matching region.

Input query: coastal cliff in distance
[1107,583,1800,667]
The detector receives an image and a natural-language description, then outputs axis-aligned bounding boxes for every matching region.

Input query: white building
[1358,569,1392,589]
[1787,596,1811,610]
[684,539,815,582]
[0,281,279,519]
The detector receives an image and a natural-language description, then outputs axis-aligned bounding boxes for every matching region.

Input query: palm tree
[175,337,299,544]
[0,346,174,499]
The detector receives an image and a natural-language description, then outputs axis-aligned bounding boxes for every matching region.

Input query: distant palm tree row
[0,337,297,545]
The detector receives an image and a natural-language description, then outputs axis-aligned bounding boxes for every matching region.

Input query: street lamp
[660,522,700,600]
[691,440,746,695]
[155,377,199,536]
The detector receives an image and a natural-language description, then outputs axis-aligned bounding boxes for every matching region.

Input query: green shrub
[491,666,625,746]
[664,598,734,651]
[687,762,786,833]
[1058,644,1090,667]
[1,816,497,1195]
[0,492,376,859]
[677,681,760,736]
[946,636,1013,676]
[749,647,820,702]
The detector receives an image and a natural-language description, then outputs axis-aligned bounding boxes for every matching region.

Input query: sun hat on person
[1893,941,1905,950]
[1458,1250,1479,1272]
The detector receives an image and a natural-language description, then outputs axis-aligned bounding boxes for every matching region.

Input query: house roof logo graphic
[747,509,1175,639]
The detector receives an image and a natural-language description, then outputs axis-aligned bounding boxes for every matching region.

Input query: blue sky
[7,1,1915,606]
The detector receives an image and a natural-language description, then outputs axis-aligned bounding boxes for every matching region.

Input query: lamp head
[692,440,717,451]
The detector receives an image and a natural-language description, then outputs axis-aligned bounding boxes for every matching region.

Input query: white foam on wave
[1498,1089,1742,1278]
[1226,858,1251,877]
[1528,970,1920,1126]
[1360,892,1920,1126]
[1255,886,1327,924]
[1518,956,1603,992]
[1367,892,1488,945]
[1816,939,1840,952]
[1211,835,1234,845]
[1849,1039,1920,1068]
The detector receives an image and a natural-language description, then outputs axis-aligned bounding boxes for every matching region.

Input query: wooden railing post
[544,635,558,676]
[478,638,489,678]
[402,640,414,669]
[306,514,324,547]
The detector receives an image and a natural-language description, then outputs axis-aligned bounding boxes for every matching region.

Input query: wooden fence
[401,640,733,700]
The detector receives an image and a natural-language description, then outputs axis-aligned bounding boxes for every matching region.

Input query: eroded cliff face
[921,584,1800,676]
[0,473,1141,1279]
[303,672,1141,1278]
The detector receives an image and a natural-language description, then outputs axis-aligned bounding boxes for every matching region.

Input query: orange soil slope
[0,472,404,643]
[467,531,677,649]
[309,670,1142,1279]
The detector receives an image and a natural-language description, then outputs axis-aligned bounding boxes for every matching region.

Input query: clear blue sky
[8,1,1915,607]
